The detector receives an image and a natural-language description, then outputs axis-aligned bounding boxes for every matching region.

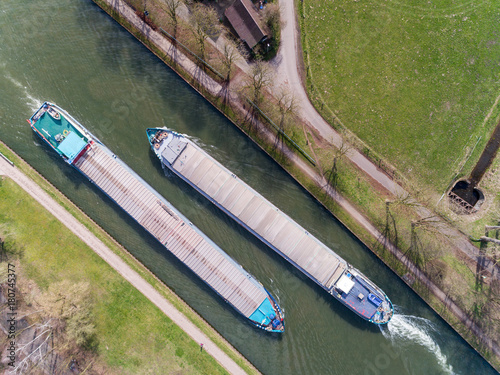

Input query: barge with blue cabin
[28,102,284,333]
[148,127,393,325]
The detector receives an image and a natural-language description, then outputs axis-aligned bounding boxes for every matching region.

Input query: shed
[225,0,267,49]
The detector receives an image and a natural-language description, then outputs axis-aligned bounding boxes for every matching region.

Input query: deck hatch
[161,137,187,164]
[336,275,355,294]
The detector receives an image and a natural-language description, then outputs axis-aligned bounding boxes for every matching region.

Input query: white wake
[382,313,455,375]
[3,72,42,112]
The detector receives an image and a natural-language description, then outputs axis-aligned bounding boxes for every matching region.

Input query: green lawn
[300,0,500,191]
[0,177,228,375]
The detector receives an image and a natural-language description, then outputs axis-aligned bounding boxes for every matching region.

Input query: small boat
[47,105,60,120]
[28,102,285,333]
[148,127,394,325]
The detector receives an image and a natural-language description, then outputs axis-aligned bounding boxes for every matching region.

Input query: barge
[28,102,284,332]
[148,127,393,324]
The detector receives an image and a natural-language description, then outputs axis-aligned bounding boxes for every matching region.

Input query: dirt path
[0,156,254,375]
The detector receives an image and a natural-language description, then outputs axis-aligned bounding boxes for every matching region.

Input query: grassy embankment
[90,0,499,368]
[0,143,258,374]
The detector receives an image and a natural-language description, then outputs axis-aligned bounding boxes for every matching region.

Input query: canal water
[0,1,496,374]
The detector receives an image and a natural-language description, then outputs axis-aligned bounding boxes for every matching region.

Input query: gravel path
[0,155,253,375]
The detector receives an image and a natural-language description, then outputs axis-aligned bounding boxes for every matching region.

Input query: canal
[0,0,496,374]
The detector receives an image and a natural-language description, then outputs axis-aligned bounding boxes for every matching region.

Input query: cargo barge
[148,127,393,324]
[28,102,284,332]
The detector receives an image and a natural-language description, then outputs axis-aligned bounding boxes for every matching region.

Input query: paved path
[0,155,252,375]
[270,0,500,280]
[272,0,404,196]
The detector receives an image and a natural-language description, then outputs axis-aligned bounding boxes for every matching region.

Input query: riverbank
[0,141,258,374]
[92,0,498,370]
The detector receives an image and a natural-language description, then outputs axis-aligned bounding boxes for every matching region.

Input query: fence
[0,152,14,166]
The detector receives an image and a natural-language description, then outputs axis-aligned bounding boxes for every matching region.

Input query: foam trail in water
[382,313,455,375]
[4,72,42,112]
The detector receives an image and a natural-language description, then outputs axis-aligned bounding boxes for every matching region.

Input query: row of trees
[152,4,475,286]
[151,0,302,141]
[156,0,242,80]
[0,234,96,373]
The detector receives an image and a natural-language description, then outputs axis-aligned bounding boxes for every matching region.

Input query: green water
[0,1,497,374]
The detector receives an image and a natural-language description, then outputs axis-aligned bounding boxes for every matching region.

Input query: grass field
[0,176,229,374]
[300,0,500,191]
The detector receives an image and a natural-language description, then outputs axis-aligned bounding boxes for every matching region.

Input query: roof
[336,275,355,294]
[225,0,267,49]
[57,131,87,160]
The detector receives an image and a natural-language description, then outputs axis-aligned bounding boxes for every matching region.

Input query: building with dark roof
[225,0,268,49]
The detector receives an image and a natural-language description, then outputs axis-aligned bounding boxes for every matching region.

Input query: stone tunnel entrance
[448,116,500,214]
[448,180,484,214]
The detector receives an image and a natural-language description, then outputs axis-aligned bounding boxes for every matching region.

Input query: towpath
[107,0,224,97]
[0,154,254,375]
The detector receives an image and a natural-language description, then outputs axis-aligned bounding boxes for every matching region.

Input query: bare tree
[160,0,184,39]
[274,86,297,150]
[189,3,220,61]
[217,36,246,107]
[380,186,425,252]
[405,216,440,271]
[324,139,350,194]
[247,59,272,105]
[220,34,246,84]
[277,86,297,130]
[378,200,399,258]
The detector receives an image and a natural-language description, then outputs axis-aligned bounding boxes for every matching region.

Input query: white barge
[148,127,393,324]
